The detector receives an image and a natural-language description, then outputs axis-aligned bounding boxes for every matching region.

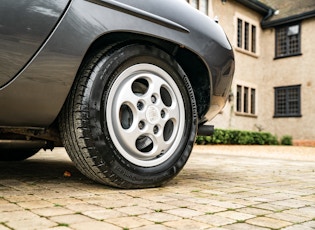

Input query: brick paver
[0,145,314,229]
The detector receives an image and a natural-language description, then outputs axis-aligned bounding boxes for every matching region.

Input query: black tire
[59,44,198,188]
[0,149,39,161]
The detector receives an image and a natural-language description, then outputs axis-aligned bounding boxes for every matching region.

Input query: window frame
[235,82,257,117]
[274,85,302,118]
[275,23,302,59]
[186,0,209,15]
[235,13,259,57]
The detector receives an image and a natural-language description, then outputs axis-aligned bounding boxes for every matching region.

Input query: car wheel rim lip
[106,63,186,167]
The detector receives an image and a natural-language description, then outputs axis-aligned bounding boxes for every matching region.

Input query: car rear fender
[0,0,234,127]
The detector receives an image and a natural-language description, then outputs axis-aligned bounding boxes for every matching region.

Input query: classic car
[0,0,234,188]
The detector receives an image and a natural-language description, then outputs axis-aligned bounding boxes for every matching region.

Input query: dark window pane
[288,101,299,114]
[275,85,301,117]
[251,25,256,53]
[236,85,242,112]
[275,88,286,115]
[288,87,298,99]
[237,19,242,48]
[244,87,248,113]
[289,34,299,54]
[251,88,256,114]
[276,24,300,57]
[276,27,287,56]
[244,22,249,50]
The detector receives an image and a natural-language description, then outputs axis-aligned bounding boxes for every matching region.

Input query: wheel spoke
[153,132,172,156]
[167,103,181,121]
[117,124,145,154]
[147,74,165,97]
[114,80,141,110]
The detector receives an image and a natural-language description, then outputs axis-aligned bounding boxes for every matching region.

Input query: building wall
[201,0,315,140]
[209,0,267,131]
[259,17,315,140]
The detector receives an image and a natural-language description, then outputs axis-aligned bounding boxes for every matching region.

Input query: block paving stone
[246,217,292,229]
[0,145,314,229]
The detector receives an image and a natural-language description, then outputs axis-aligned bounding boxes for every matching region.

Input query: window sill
[274,53,302,60]
[235,47,259,58]
[273,114,302,118]
[235,112,257,118]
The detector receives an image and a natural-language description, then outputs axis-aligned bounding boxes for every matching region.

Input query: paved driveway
[0,145,314,230]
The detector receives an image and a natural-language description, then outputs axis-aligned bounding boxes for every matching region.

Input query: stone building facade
[186,0,315,143]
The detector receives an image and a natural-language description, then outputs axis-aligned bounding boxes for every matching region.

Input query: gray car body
[0,0,234,135]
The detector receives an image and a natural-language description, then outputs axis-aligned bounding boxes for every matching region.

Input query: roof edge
[262,10,315,28]
[234,0,275,27]
[234,0,273,15]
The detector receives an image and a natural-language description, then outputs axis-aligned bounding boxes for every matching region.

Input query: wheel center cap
[146,106,160,124]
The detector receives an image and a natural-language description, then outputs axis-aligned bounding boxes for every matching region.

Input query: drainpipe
[261,8,275,28]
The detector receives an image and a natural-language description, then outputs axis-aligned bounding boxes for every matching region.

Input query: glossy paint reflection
[0,0,69,87]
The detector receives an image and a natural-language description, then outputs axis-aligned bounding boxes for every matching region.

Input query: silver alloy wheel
[106,63,185,167]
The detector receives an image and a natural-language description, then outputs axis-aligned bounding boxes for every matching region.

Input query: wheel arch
[8,32,211,146]
[77,32,212,120]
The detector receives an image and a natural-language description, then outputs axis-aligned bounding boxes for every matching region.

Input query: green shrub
[280,135,293,145]
[196,129,279,145]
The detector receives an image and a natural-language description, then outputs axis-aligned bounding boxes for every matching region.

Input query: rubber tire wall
[59,43,198,188]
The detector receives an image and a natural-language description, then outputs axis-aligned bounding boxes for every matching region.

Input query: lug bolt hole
[153,125,159,134]
[161,110,166,119]
[137,101,144,111]
[151,95,157,104]
[138,121,145,130]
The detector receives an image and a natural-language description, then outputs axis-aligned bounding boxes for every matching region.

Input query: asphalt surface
[0,145,314,230]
